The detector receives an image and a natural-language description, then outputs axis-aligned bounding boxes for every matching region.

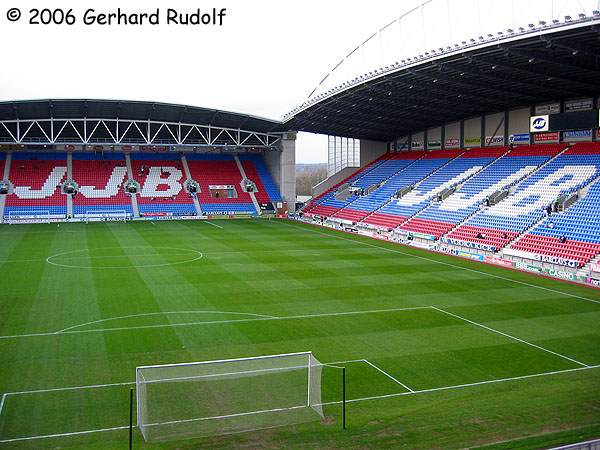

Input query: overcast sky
[0,0,596,162]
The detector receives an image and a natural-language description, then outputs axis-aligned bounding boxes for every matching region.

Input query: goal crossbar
[135,351,325,442]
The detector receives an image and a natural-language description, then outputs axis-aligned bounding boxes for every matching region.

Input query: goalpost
[135,352,326,442]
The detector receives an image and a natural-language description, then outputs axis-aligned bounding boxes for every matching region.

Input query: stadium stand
[238,154,282,204]
[4,152,67,218]
[507,144,600,266]
[399,145,564,237]
[72,153,133,217]
[444,143,599,251]
[130,154,197,216]
[186,154,257,215]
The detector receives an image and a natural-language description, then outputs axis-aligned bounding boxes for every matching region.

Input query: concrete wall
[444,121,461,148]
[427,126,442,149]
[312,166,357,198]
[265,131,296,212]
[360,139,387,166]
[508,107,531,135]
[484,112,505,146]
[463,116,482,147]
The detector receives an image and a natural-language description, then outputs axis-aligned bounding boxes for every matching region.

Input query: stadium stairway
[180,154,203,216]
[234,155,261,215]
[71,153,135,218]
[302,153,392,217]
[441,143,600,252]
[0,152,9,222]
[186,154,257,215]
[130,154,197,217]
[396,145,563,239]
[125,153,140,218]
[504,172,600,267]
[391,147,508,235]
[330,151,431,223]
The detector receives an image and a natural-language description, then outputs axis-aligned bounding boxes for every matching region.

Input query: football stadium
[1,2,600,449]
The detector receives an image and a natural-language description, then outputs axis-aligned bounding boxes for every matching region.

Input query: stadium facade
[1,14,600,288]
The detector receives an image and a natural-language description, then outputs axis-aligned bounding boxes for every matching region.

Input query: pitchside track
[0,219,599,449]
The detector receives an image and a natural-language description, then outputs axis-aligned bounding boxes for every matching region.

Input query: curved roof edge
[284,15,600,123]
[0,98,283,134]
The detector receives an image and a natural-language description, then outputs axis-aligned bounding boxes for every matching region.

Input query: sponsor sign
[444,137,460,148]
[563,129,592,142]
[427,140,442,150]
[530,115,549,132]
[509,133,530,145]
[587,277,600,287]
[503,248,580,268]
[209,185,235,190]
[535,103,560,115]
[411,140,424,150]
[533,132,560,144]
[545,268,581,282]
[451,249,485,261]
[513,261,543,274]
[464,137,481,147]
[590,263,600,273]
[485,135,505,146]
[485,256,514,268]
[441,237,496,252]
[564,98,593,112]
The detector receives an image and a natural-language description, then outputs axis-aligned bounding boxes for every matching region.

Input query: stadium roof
[0,99,282,134]
[284,17,600,142]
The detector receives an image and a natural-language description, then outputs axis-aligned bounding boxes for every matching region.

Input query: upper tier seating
[72,153,133,217]
[444,143,600,250]
[131,154,196,216]
[5,152,67,217]
[186,154,256,215]
[238,154,282,204]
[399,145,563,237]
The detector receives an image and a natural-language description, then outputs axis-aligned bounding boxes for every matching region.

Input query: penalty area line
[431,306,590,368]
[202,221,223,229]
[3,364,599,443]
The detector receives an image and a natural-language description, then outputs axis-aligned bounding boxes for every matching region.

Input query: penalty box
[0,306,584,443]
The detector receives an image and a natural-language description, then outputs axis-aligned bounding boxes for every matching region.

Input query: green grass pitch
[0,218,599,449]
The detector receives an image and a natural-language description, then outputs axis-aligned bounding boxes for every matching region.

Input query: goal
[84,210,128,223]
[136,352,325,442]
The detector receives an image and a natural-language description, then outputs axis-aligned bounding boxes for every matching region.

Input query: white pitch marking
[363,359,414,392]
[431,306,589,368]
[203,221,223,229]
[45,246,203,269]
[0,393,6,417]
[55,310,277,334]
[0,306,431,340]
[0,425,130,443]
[276,221,600,306]
[1,358,363,396]
[3,364,599,444]
[321,363,600,406]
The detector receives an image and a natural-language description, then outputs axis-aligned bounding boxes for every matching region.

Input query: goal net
[136,352,324,442]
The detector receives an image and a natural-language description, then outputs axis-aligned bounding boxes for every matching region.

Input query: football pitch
[0,218,599,449]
